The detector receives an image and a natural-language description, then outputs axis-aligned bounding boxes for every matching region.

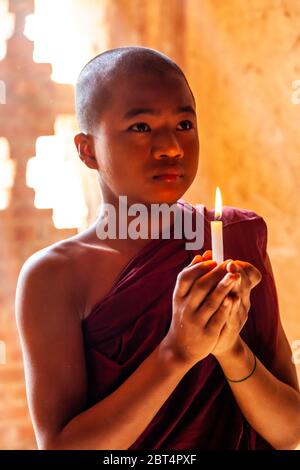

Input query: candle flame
[215,186,222,219]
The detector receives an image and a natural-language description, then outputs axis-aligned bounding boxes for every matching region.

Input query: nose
[152,128,184,160]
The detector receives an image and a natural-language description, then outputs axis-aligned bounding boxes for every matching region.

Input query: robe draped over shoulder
[82,200,279,449]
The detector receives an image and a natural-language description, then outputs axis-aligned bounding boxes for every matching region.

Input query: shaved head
[75,46,195,133]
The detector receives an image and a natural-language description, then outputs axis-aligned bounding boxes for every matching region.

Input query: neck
[95,195,178,248]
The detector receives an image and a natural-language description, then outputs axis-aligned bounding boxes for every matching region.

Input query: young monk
[15,46,300,450]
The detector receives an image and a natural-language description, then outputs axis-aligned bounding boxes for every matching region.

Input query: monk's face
[93,70,199,206]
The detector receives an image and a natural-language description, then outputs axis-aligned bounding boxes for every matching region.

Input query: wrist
[158,338,194,374]
[214,336,246,362]
[214,337,257,383]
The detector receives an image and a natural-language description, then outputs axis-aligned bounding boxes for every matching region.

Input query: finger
[186,260,237,301]
[226,295,242,328]
[226,262,241,294]
[202,250,212,261]
[175,260,217,298]
[228,270,242,295]
[226,261,240,274]
[228,295,249,334]
[177,258,237,301]
[190,255,203,265]
[243,264,262,287]
[232,260,262,287]
[205,295,232,334]
[228,269,250,307]
[191,272,240,322]
[190,250,212,265]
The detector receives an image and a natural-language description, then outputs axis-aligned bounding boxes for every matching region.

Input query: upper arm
[15,251,88,449]
[264,254,300,392]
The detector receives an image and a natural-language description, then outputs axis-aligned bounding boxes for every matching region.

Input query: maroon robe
[82,200,279,449]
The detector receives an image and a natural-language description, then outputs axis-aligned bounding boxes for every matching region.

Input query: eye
[177,120,194,131]
[129,122,150,133]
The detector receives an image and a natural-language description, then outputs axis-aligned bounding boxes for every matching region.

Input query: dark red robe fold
[82,200,279,449]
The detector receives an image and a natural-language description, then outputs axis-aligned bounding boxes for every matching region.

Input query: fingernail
[203,250,212,257]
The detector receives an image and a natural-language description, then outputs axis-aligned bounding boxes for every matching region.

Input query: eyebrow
[123,105,196,120]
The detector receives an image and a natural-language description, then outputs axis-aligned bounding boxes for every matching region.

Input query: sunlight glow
[0,138,15,210]
[0,0,15,60]
[0,340,6,365]
[26,115,100,230]
[23,14,35,42]
[23,0,108,84]
[26,116,89,229]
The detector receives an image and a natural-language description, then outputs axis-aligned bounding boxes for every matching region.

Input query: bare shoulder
[19,234,85,273]
[16,234,92,320]
[16,226,147,324]
[16,223,120,325]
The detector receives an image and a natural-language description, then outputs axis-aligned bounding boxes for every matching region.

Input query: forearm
[215,338,300,450]
[48,340,191,450]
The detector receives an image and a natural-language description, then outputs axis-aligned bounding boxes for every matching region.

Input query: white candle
[211,187,224,264]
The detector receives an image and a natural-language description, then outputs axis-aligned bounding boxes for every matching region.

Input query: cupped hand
[211,258,262,358]
[191,250,262,358]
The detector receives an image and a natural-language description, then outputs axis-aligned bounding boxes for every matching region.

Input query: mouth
[152,167,184,182]
[153,174,183,182]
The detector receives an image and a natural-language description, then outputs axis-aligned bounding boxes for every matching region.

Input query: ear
[74,133,99,170]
